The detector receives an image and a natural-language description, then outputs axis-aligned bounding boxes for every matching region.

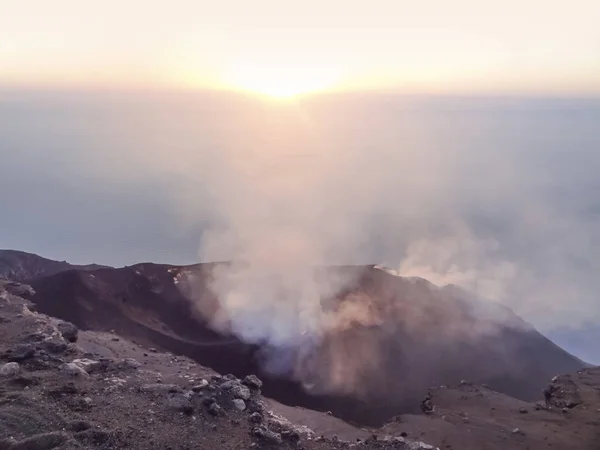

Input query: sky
[2,0,600,95]
[2,2,600,363]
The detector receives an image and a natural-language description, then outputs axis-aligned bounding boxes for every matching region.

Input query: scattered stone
[149,348,158,353]
[246,399,265,414]
[518,407,528,414]
[208,402,221,416]
[71,358,102,373]
[460,380,468,386]
[191,379,209,392]
[281,430,301,442]
[511,428,524,435]
[249,412,263,424]
[221,380,251,400]
[232,399,246,411]
[219,380,237,390]
[61,362,90,378]
[0,362,20,377]
[242,374,263,390]
[57,321,79,342]
[111,337,120,341]
[252,425,283,444]
[168,396,194,415]
[421,392,434,414]
[202,396,216,406]
[233,384,251,400]
[120,358,142,369]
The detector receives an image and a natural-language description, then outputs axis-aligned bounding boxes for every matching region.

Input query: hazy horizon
[3,0,600,95]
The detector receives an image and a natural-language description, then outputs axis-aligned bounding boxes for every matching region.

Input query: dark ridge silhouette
[0,249,108,282]
[25,259,584,426]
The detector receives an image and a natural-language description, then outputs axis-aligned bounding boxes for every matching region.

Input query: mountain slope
[27,261,585,426]
[0,249,107,282]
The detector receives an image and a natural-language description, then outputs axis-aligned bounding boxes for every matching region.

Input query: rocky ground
[1,280,599,450]
[0,280,435,450]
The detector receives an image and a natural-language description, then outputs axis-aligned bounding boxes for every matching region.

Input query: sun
[222,62,341,99]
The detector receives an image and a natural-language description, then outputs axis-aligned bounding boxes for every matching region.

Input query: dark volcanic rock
[40,338,68,354]
[0,281,35,299]
[57,321,78,343]
[242,374,263,390]
[6,344,35,362]
[167,396,194,415]
[74,428,113,446]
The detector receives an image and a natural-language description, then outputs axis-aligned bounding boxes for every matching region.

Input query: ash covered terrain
[1,250,599,450]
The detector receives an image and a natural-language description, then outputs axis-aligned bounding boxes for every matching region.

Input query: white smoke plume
[181,96,591,392]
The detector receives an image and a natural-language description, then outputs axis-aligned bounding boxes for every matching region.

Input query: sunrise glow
[221,63,343,99]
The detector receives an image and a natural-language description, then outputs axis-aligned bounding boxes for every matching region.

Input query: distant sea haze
[1,89,600,363]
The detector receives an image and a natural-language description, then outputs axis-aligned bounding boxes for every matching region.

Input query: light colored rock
[232,399,246,411]
[233,384,251,400]
[0,362,20,377]
[194,379,209,389]
[61,363,89,378]
[124,358,141,368]
[72,358,102,373]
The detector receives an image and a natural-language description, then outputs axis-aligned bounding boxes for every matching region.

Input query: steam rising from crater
[176,96,600,381]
